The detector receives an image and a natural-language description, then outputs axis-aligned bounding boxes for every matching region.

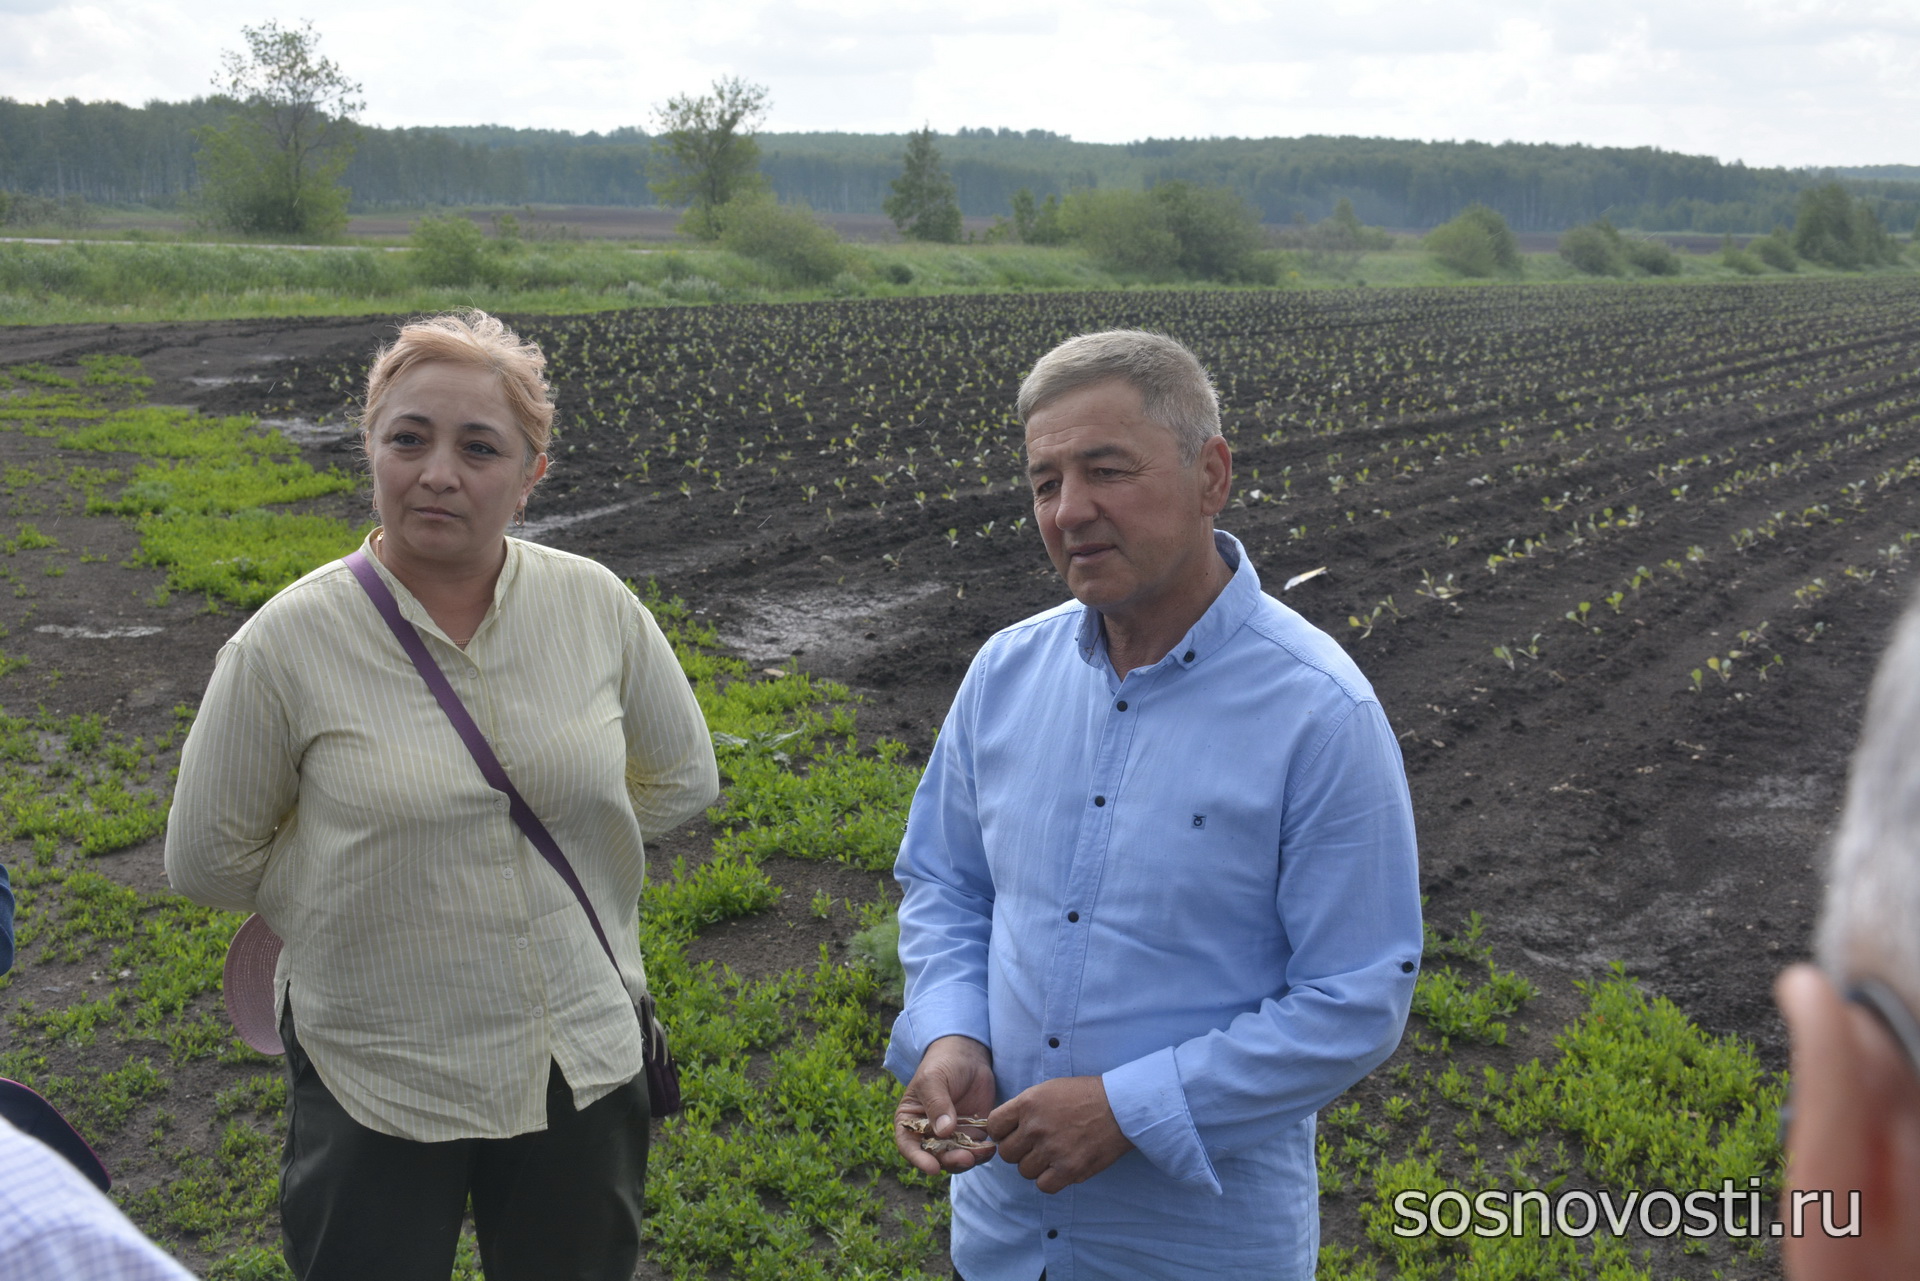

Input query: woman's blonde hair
[359,310,556,461]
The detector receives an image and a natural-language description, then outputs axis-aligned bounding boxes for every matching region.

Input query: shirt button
[515,937,529,949]
[529,1005,544,1017]
[1093,795,1106,807]
[1067,911,1079,922]
[1048,1036,1060,1048]
[502,867,516,880]
[1183,650,1196,662]
[1047,1229,1059,1239]
[1401,960,1416,973]
[1115,700,1128,711]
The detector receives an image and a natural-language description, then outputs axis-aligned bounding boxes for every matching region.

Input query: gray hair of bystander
[1816,585,1920,1013]
[1016,330,1221,464]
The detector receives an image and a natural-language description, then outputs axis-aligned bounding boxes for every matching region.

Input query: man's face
[1024,378,1229,624]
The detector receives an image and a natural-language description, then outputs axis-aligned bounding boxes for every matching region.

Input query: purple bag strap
[342,549,619,970]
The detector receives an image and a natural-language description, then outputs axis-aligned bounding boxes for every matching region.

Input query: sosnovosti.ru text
[1393,1180,1860,1240]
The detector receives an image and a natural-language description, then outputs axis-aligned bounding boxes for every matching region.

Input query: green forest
[4,95,1918,233]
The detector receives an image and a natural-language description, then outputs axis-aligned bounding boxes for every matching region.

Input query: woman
[166,310,717,1281]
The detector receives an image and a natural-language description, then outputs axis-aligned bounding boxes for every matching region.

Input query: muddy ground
[4,284,1917,1274]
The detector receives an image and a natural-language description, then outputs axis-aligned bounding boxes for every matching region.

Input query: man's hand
[894,1035,998,1175]
[986,1075,1133,1194]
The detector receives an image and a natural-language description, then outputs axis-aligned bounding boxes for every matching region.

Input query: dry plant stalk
[898,1114,993,1154]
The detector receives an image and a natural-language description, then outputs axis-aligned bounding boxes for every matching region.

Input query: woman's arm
[620,598,719,839]
[164,643,300,912]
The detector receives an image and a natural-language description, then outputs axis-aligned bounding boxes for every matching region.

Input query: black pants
[279,1007,650,1281]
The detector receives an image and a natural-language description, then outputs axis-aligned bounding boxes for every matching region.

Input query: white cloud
[0,0,1915,166]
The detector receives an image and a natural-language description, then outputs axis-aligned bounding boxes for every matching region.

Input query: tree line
[5,29,1919,237]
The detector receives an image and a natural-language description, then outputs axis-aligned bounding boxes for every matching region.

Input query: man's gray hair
[1817,587,1920,1013]
[1017,330,1221,463]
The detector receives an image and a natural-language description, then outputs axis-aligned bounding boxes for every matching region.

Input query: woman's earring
[514,508,526,527]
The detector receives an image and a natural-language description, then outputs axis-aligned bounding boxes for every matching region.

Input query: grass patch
[8,236,1902,325]
[1,361,369,606]
[1311,918,1784,1279]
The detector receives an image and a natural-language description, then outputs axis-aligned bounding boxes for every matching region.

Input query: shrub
[1322,197,1395,251]
[1061,189,1180,275]
[409,214,490,286]
[1558,223,1623,276]
[715,198,848,285]
[1426,204,1521,277]
[1149,181,1264,280]
[1721,246,1764,275]
[1026,192,1068,246]
[1791,181,1900,269]
[1751,228,1797,272]
[1622,238,1682,276]
[1061,181,1262,280]
[1,193,97,230]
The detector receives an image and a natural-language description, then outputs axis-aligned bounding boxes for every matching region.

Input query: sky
[2,0,1916,169]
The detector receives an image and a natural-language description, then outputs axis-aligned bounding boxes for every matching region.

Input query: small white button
[529,1005,544,1017]
[514,937,529,949]
[501,867,515,880]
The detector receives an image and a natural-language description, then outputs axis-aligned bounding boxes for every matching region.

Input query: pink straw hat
[222,914,285,1056]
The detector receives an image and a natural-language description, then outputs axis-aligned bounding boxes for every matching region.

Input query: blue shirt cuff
[1104,1047,1222,1194]
[884,988,993,1084]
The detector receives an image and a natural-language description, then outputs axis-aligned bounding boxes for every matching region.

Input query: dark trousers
[279,1007,650,1281]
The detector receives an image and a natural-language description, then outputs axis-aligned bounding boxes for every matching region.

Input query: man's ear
[1196,435,1233,518]
[1777,965,1920,1280]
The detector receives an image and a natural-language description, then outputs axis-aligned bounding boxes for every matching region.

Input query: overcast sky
[3,0,1915,169]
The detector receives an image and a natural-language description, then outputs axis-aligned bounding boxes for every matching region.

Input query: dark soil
[5,280,1919,1276]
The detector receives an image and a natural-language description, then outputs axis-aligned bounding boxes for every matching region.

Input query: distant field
[8,205,1020,245]
[3,214,1906,327]
[10,203,1759,251]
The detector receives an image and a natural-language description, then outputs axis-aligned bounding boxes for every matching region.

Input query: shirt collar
[356,531,522,647]
[1074,529,1261,673]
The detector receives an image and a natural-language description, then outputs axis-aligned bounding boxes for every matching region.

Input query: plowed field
[5,276,1918,1276]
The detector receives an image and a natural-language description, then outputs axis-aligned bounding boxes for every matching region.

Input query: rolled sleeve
[164,643,298,912]
[1104,1046,1220,1192]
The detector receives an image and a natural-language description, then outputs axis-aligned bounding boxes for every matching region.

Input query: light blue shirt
[886,530,1422,1281]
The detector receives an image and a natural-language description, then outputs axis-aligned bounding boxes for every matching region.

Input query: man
[886,330,1423,1280]
[1777,586,1920,1279]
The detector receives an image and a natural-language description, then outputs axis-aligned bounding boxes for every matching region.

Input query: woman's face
[366,361,546,573]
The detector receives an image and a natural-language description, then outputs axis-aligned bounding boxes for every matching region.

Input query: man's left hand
[986,1075,1134,1194]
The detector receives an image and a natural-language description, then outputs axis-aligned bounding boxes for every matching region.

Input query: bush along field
[14,269,1920,1277]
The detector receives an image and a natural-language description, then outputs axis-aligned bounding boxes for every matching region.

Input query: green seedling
[1563,601,1597,633]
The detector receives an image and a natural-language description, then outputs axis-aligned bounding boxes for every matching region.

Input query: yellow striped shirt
[165,533,718,1141]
